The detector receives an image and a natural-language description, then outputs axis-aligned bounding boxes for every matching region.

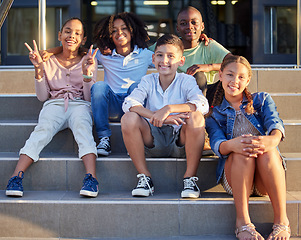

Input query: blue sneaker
[80,174,99,197]
[6,171,24,197]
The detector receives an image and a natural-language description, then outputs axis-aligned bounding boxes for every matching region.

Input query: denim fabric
[91,81,138,139]
[205,92,285,183]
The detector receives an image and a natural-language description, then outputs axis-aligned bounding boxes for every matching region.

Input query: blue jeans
[91,81,138,139]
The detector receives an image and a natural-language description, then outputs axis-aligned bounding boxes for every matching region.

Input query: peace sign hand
[82,45,99,76]
[24,40,43,68]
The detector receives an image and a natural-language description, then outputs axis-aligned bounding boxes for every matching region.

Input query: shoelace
[7,171,24,188]
[136,173,153,196]
[98,137,110,149]
[183,176,200,192]
[83,174,96,188]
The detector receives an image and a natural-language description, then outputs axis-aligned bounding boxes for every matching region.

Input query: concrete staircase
[0,67,300,239]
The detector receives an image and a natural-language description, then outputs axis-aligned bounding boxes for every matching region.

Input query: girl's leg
[121,112,153,177]
[68,103,97,178]
[224,152,264,240]
[15,102,66,175]
[255,149,290,240]
[82,153,97,178]
[178,111,205,178]
[11,154,34,177]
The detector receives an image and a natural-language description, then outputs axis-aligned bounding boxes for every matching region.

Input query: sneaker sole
[97,149,111,156]
[132,187,154,197]
[181,191,200,198]
[80,190,98,198]
[6,190,23,197]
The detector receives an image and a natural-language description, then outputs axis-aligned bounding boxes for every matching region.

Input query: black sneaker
[6,171,24,197]
[97,137,111,156]
[181,176,200,198]
[132,174,154,197]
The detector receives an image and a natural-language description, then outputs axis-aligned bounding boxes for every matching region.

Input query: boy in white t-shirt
[121,34,209,198]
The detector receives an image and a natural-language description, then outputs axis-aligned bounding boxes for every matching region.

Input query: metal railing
[0,0,14,29]
[38,0,46,50]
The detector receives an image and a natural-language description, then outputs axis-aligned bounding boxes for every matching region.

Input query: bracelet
[83,72,93,79]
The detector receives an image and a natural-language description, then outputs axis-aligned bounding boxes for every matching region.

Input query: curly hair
[206,55,254,117]
[93,12,149,51]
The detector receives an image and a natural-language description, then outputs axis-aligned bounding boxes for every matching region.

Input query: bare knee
[231,152,256,169]
[185,111,205,128]
[121,112,141,133]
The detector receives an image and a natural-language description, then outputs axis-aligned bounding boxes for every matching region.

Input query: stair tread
[1,190,300,203]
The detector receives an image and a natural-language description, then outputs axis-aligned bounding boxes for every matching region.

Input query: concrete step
[0,190,300,239]
[0,120,300,153]
[0,122,126,154]
[0,153,300,192]
[255,69,301,93]
[1,93,301,121]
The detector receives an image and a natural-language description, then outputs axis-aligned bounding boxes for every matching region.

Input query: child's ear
[58,32,62,42]
[82,36,87,46]
[178,56,185,67]
[152,53,155,64]
[218,70,223,81]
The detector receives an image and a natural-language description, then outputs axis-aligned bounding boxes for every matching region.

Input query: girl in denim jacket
[206,55,290,240]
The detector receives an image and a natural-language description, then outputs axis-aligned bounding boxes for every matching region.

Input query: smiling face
[219,62,251,101]
[176,8,204,48]
[111,18,131,49]
[58,19,86,52]
[152,44,185,78]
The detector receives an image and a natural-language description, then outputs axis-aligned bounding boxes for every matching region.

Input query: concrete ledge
[0,191,299,238]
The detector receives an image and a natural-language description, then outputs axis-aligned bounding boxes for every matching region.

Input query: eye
[227,73,233,77]
[168,54,175,58]
[122,27,128,31]
[179,22,187,26]
[112,29,117,33]
[191,20,200,26]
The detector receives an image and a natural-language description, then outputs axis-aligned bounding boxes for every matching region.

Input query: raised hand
[24,40,43,68]
[199,33,211,46]
[82,45,99,76]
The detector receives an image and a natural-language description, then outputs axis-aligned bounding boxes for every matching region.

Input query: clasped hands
[235,134,267,158]
[149,106,189,127]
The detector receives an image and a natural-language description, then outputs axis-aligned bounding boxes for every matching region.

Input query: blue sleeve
[205,115,228,159]
[257,92,285,138]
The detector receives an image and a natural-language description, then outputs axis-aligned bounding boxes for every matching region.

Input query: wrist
[83,71,93,82]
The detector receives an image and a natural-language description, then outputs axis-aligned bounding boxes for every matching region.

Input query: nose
[162,55,168,63]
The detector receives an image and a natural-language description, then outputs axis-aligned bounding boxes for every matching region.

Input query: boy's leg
[91,82,112,139]
[224,153,264,240]
[179,111,205,178]
[255,150,290,240]
[121,112,155,197]
[121,112,153,176]
[193,71,207,95]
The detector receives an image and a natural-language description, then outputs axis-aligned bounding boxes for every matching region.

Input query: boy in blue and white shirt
[121,34,209,198]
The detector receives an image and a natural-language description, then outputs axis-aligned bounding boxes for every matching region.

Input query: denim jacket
[205,92,285,183]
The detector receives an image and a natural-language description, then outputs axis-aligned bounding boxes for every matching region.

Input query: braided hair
[206,55,254,117]
[93,12,149,51]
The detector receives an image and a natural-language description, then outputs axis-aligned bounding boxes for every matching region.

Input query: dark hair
[177,6,203,21]
[207,55,254,117]
[60,17,87,55]
[155,34,184,54]
[93,12,149,51]
[61,17,87,37]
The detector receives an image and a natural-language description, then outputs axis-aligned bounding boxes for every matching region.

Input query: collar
[219,95,248,111]
[155,72,179,94]
[112,45,139,57]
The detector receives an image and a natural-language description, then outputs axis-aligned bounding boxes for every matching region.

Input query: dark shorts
[144,122,186,158]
